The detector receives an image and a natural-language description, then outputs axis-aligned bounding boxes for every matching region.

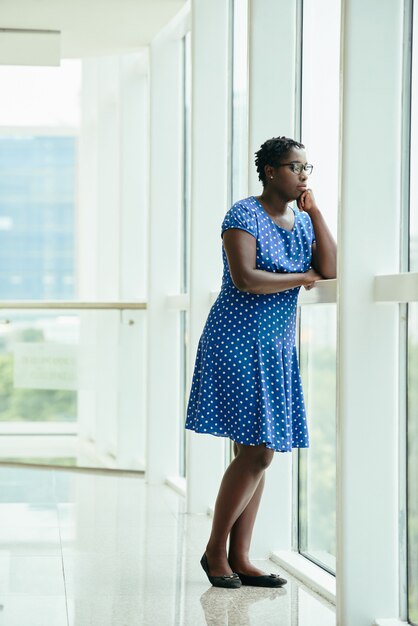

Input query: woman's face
[265,147,309,201]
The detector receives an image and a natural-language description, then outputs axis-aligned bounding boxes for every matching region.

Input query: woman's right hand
[303,268,322,290]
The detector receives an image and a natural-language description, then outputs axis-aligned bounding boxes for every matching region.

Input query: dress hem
[185,425,309,453]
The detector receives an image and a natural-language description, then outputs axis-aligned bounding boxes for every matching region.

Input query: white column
[146,18,185,483]
[119,52,149,303]
[246,0,299,557]
[78,60,99,446]
[95,57,121,459]
[78,57,121,462]
[117,52,149,470]
[185,0,231,513]
[337,0,403,623]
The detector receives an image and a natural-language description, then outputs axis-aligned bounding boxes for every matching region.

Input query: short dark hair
[254,136,305,186]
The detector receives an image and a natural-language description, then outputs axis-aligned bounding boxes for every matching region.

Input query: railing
[0,300,147,311]
[0,301,148,471]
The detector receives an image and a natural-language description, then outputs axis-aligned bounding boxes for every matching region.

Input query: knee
[255,448,274,470]
[235,442,274,470]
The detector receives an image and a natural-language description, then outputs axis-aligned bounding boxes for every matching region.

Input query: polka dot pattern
[184,195,316,452]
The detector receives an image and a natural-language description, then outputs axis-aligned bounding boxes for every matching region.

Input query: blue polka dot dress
[184,195,316,452]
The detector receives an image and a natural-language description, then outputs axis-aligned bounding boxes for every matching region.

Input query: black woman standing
[185,136,337,588]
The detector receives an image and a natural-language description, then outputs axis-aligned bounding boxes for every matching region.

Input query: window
[299,304,336,572]
[297,0,341,574]
[230,0,249,205]
[0,136,76,301]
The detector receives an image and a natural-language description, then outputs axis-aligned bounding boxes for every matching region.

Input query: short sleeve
[221,203,258,239]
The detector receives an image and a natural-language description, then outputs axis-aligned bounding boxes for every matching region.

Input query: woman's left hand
[296,189,319,214]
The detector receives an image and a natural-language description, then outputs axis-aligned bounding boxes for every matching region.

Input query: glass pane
[0,136,77,300]
[0,308,146,471]
[230,0,249,204]
[298,304,337,573]
[300,0,340,240]
[410,0,418,272]
[0,61,81,127]
[0,61,81,301]
[298,0,340,575]
[408,302,418,624]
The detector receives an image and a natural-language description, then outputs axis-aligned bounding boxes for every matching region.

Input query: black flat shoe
[200,553,242,588]
[236,571,288,587]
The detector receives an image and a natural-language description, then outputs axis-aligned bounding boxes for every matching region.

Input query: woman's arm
[297,190,337,279]
[222,229,316,294]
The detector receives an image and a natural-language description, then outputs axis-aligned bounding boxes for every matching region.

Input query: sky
[0,60,81,127]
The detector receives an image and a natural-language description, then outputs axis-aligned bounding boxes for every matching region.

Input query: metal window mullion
[399,300,409,622]
[400,0,415,620]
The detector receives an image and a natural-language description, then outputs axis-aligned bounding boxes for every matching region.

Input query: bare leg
[227,441,268,576]
[204,440,274,577]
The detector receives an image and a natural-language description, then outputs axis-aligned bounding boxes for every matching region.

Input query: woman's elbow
[320,270,337,280]
[233,280,251,292]
[314,259,337,280]
[232,274,253,292]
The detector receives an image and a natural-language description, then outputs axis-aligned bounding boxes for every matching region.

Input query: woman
[184,136,337,588]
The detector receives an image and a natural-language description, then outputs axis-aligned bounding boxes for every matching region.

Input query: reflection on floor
[0,464,336,626]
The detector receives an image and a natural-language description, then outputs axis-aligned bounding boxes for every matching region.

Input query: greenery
[0,353,76,422]
[299,335,336,570]
[0,323,76,422]
[299,305,418,621]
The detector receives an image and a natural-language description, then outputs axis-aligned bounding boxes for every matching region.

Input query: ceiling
[0,0,185,58]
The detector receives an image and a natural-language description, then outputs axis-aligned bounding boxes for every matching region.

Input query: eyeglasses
[277,162,314,175]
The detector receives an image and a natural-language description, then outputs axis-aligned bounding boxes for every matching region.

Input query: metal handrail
[0,301,147,310]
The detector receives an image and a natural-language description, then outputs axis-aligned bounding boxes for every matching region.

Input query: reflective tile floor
[0,465,336,626]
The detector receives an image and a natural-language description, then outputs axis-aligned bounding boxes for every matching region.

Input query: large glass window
[297,0,341,574]
[0,63,80,436]
[0,59,147,472]
[0,136,76,300]
[0,62,80,300]
[298,304,337,572]
[230,0,249,206]
[299,0,339,242]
